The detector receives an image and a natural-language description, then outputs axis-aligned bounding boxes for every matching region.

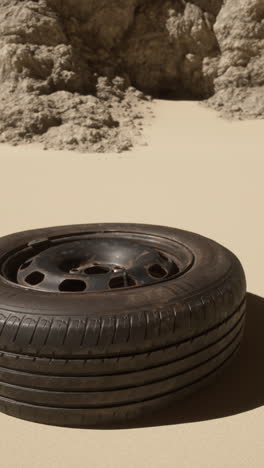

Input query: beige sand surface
[0,100,263,468]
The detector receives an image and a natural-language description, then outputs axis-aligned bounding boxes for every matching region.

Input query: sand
[0,99,264,467]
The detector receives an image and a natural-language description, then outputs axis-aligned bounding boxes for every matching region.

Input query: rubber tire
[0,223,246,427]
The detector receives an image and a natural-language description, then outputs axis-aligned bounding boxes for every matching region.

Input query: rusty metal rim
[0,231,194,294]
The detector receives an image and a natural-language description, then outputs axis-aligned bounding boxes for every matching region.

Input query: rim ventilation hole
[148,264,167,279]
[20,260,32,270]
[85,266,110,275]
[25,271,45,285]
[109,275,136,289]
[59,279,86,292]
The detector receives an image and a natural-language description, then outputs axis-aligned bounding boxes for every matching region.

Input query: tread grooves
[0,298,246,364]
[80,318,88,347]
[29,317,40,345]
[43,318,53,346]
[111,317,117,346]
[62,319,70,346]
[0,343,241,411]
[0,322,243,395]
[12,316,23,343]
[0,312,245,383]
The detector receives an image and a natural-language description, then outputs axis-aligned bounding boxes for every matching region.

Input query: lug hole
[109,275,136,289]
[59,279,86,292]
[148,264,167,279]
[25,271,45,285]
[85,266,110,275]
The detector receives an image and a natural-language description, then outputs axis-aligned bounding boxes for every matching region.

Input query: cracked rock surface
[0,0,263,152]
[207,0,264,119]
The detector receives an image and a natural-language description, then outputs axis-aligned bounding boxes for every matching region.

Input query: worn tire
[0,223,246,427]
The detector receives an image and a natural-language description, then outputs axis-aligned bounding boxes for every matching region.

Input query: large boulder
[0,0,263,151]
[209,0,264,118]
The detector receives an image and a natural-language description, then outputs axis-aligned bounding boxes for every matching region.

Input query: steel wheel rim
[0,231,194,293]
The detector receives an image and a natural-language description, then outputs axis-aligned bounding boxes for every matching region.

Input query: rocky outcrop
[208,0,264,119]
[0,0,263,152]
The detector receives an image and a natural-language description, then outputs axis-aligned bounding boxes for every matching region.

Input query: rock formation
[0,0,263,151]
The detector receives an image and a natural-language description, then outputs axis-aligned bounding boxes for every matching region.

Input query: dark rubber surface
[0,343,242,428]
[0,223,247,427]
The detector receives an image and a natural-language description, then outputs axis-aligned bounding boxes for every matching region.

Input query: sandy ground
[0,100,264,468]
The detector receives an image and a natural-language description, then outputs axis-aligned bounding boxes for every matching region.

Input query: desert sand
[0,100,263,467]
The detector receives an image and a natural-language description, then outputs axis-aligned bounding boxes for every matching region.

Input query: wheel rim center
[0,231,195,293]
[15,238,180,292]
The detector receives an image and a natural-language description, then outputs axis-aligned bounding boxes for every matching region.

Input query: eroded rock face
[208,0,264,119]
[0,0,263,152]
[122,1,220,98]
